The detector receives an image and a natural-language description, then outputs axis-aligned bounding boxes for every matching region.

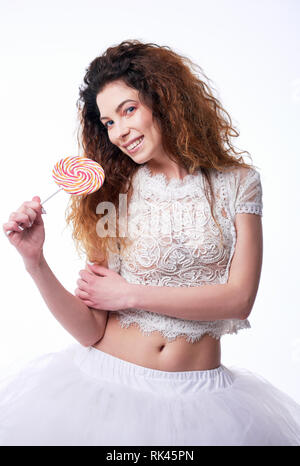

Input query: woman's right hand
[2,195,46,269]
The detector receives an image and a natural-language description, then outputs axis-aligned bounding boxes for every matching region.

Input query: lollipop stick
[5,186,64,236]
[41,186,64,206]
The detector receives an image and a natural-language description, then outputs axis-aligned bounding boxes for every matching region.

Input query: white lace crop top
[108,164,263,343]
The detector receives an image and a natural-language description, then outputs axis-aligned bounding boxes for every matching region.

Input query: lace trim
[138,165,204,200]
[113,310,251,343]
[236,203,263,215]
[141,164,201,186]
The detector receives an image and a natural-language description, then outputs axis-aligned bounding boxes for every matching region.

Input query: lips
[124,136,144,149]
[126,136,144,154]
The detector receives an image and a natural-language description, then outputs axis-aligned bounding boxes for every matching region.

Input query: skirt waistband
[70,344,234,396]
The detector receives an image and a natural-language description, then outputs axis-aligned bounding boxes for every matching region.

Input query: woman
[1,40,300,446]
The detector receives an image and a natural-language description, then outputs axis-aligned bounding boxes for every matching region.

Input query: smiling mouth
[126,136,144,152]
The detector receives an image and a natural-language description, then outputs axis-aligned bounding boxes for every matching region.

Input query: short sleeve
[234,167,263,216]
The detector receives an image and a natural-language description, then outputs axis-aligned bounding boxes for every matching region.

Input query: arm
[130,282,243,321]
[27,253,108,347]
[129,213,263,321]
[3,196,107,347]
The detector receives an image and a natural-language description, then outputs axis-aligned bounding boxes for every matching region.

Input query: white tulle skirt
[0,342,299,446]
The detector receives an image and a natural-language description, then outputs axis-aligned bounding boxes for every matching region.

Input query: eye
[126,106,136,114]
[104,106,136,129]
[104,120,113,129]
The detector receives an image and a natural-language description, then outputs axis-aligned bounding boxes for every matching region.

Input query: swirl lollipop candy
[7,156,105,233]
[51,156,105,196]
[38,156,105,206]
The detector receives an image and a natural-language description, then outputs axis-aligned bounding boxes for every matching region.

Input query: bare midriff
[92,312,221,372]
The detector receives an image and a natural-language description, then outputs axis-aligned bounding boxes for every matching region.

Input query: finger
[18,207,37,224]
[25,207,37,224]
[81,300,94,307]
[31,196,47,215]
[86,263,109,276]
[76,278,89,290]
[74,287,90,298]
[79,270,94,281]
[17,201,43,222]
[8,211,33,229]
[3,221,25,235]
[76,297,94,307]
[19,200,42,213]
[9,207,37,230]
[74,290,94,307]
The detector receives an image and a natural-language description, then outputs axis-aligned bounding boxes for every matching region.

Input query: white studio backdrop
[0,0,299,403]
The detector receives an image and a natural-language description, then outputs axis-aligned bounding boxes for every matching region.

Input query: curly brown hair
[66,39,258,263]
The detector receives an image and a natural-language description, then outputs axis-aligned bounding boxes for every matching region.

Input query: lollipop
[51,156,105,196]
[39,156,105,205]
[7,156,105,233]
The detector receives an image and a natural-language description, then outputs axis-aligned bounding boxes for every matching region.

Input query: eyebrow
[100,99,137,121]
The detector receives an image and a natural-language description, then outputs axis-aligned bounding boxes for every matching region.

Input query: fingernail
[41,207,47,214]
[18,225,24,231]
[87,261,94,265]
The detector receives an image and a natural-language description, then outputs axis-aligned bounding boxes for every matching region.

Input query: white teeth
[127,137,143,150]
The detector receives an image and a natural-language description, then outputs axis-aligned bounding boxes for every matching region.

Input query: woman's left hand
[74,263,132,311]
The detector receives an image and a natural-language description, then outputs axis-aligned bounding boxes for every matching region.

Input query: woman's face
[96,80,166,165]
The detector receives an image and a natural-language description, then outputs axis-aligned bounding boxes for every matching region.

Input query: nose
[116,121,130,144]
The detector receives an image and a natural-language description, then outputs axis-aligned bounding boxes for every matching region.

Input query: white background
[0,0,299,403]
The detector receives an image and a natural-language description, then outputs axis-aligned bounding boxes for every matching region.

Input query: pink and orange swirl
[52,156,105,195]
